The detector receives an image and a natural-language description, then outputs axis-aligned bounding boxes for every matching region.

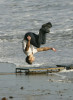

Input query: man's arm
[25,36,31,51]
[37,47,56,52]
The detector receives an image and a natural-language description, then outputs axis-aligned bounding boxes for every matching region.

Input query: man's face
[28,55,35,63]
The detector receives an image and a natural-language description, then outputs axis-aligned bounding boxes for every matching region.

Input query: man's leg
[37,30,47,47]
[24,32,40,47]
[38,22,52,45]
[24,32,47,48]
[38,32,46,44]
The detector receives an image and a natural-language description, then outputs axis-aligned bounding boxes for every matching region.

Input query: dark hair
[25,56,32,64]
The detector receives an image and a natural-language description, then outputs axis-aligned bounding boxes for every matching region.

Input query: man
[23,36,56,64]
[22,22,56,64]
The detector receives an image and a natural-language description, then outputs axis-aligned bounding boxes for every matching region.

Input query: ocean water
[0,0,73,67]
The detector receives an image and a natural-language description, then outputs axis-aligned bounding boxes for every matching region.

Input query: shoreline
[0,62,16,73]
[0,62,73,100]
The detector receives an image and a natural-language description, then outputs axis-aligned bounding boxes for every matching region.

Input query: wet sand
[0,63,73,100]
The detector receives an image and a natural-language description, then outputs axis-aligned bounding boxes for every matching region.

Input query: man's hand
[27,36,31,41]
[52,48,56,52]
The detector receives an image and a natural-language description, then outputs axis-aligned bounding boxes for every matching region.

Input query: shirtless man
[22,22,56,64]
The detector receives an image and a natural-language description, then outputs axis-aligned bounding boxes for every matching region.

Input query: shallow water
[0,72,73,100]
[0,63,73,100]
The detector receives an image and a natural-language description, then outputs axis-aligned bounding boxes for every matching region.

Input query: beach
[0,62,73,100]
[0,0,73,100]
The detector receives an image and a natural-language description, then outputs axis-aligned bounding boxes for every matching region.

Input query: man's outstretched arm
[37,47,56,52]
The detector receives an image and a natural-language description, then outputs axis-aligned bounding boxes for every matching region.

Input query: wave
[61,69,73,73]
[48,79,72,83]
[0,35,23,40]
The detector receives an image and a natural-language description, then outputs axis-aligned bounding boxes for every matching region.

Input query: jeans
[24,32,46,48]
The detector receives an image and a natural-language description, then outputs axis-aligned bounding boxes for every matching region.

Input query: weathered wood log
[16,67,65,75]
